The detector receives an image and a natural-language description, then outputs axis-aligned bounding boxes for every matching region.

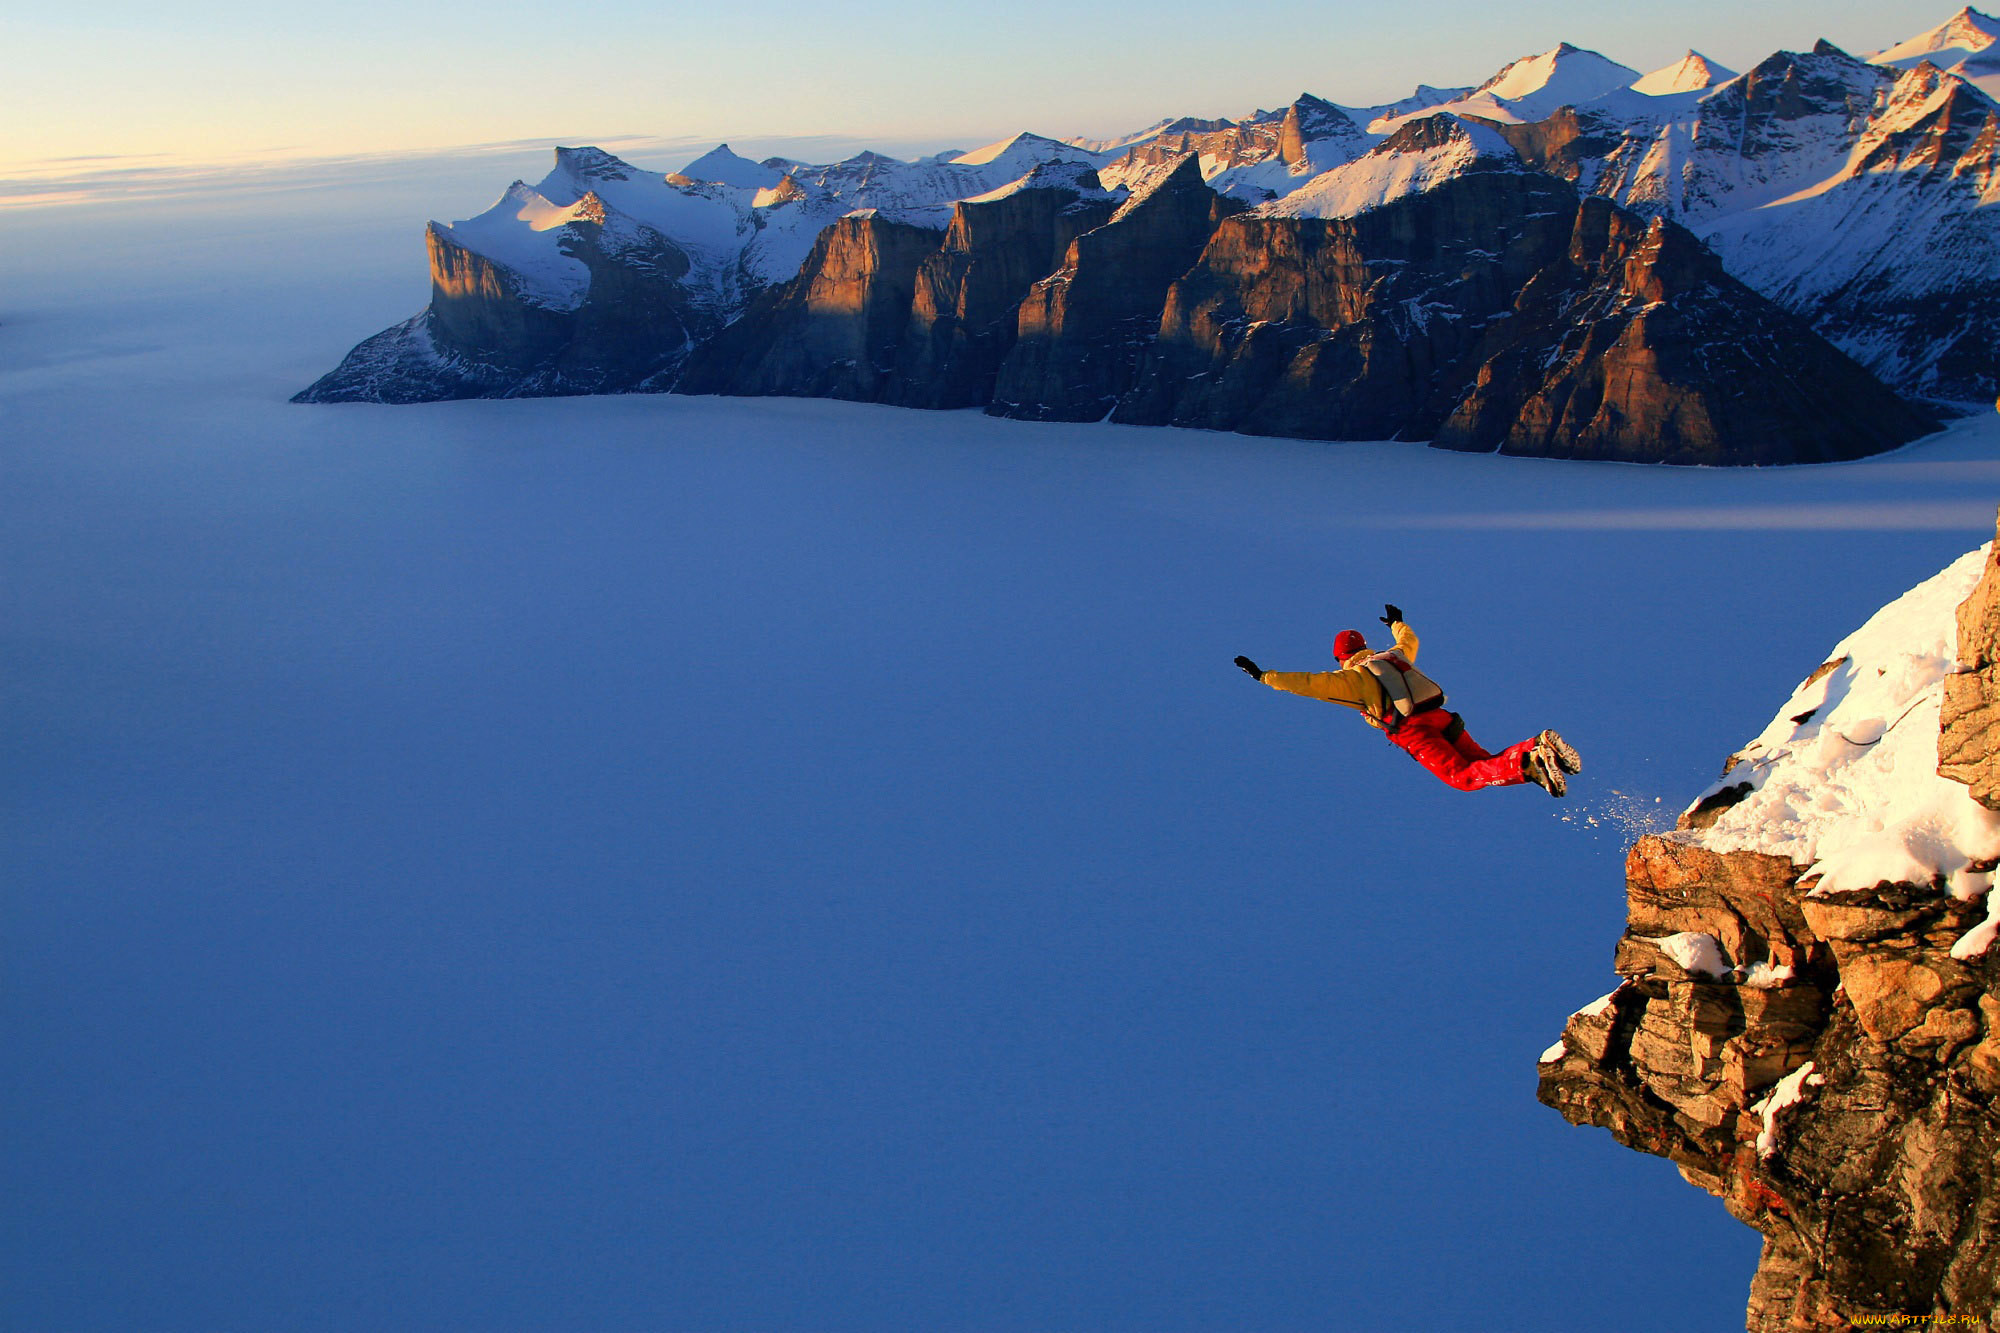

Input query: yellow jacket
[1260,620,1422,729]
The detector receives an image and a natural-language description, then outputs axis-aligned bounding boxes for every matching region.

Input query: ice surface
[9,163,2000,1333]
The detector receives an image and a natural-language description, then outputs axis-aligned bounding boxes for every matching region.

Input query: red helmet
[1333,629,1368,662]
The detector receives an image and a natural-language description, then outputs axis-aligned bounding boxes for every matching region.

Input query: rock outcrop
[1543,517,2000,1330]
[1944,529,2000,804]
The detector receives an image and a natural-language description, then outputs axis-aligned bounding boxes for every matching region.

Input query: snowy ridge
[1871,5,2000,97]
[1686,543,2000,900]
[1254,116,1520,220]
[1370,44,1642,132]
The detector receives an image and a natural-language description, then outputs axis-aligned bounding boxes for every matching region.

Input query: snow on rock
[1685,543,2000,898]
[1254,115,1520,220]
[1953,894,2000,958]
[1573,990,1619,1021]
[1648,932,1733,977]
[1539,1039,1568,1064]
[1741,961,1797,988]
[1751,1061,1823,1157]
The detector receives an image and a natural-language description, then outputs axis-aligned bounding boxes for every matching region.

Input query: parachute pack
[1356,650,1445,726]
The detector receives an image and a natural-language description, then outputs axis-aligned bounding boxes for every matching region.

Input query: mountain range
[296,9,2000,464]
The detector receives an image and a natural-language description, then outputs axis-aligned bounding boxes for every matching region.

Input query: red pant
[1388,710,1532,791]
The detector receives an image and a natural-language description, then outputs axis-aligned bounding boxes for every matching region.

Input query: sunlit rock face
[889,171,1120,410]
[1115,173,1930,463]
[298,200,707,402]
[1943,526,2000,805]
[1543,520,2000,1331]
[991,157,1242,422]
[676,214,945,402]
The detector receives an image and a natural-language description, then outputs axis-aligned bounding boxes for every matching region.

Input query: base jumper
[1234,605,1581,797]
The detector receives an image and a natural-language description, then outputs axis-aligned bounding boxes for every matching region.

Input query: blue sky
[4,0,1971,177]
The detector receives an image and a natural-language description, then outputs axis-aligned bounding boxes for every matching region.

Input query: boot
[1538,730,1582,774]
[1524,745,1567,798]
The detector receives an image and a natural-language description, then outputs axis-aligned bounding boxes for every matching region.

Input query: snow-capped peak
[1368,43,1642,131]
[672,143,784,191]
[1631,50,1738,95]
[547,147,634,197]
[1872,6,2000,66]
[1474,42,1642,107]
[949,132,1068,167]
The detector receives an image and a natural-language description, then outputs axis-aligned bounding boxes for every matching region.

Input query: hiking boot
[1539,730,1582,775]
[1525,745,1567,798]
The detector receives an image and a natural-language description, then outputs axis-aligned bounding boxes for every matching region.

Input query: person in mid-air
[1234,604,1580,797]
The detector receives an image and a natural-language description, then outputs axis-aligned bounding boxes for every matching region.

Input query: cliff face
[676,213,945,401]
[299,193,708,403]
[991,157,1242,422]
[1542,520,2000,1330]
[676,139,1931,462]
[678,167,1123,408]
[889,172,1119,410]
[1114,173,1931,462]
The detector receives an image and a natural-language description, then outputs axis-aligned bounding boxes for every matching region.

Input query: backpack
[1356,650,1445,729]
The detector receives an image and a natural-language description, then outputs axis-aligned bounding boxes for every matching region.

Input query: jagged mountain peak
[1284,91,1357,135]
[551,146,633,183]
[1809,38,1864,62]
[1631,49,1738,95]
[1105,151,1209,223]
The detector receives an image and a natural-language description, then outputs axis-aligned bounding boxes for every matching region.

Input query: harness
[1355,650,1446,734]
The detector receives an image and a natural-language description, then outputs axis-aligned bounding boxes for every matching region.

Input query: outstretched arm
[1259,668,1371,709]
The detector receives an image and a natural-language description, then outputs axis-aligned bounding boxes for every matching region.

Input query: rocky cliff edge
[1541,515,2000,1329]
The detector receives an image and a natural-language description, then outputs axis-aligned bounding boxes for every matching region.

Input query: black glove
[1234,655,1263,680]
[1380,603,1403,627]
